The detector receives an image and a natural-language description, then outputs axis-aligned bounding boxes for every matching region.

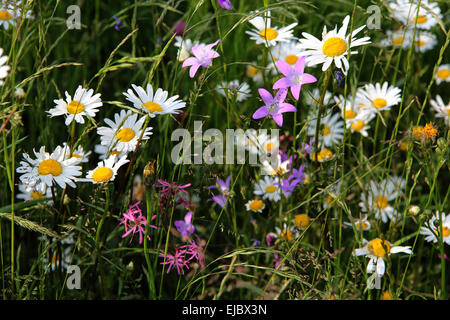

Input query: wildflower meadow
[0,0,449,302]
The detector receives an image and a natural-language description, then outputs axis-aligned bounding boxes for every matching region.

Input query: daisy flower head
[348,111,376,137]
[216,80,251,102]
[354,238,412,277]
[435,64,450,85]
[61,142,91,163]
[85,155,129,184]
[0,1,32,30]
[275,223,298,241]
[182,39,221,78]
[123,83,186,118]
[97,109,153,153]
[272,56,317,100]
[269,41,306,73]
[16,146,83,193]
[420,212,450,245]
[94,144,127,160]
[0,48,10,85]
[246,63,264,84]
[357,82,402,114]
[253,176,281,202]
[297,15,371,75]
[412,31,437,52]
[245,10,297,47]
[389,0,441,30]
[245,199,265,213]
[48,86,103,126]
[307,112,344,147]
[253,88,297,127]
[359,180,400,223]
[260,153,290,177]
[430,95,449,125]
[344,214,371,231]
[311,148,334,162]
[17,183,52,204]
[380,29,413,50]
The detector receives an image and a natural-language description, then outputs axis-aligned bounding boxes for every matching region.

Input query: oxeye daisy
[97,109,153,153]
[94,144,127,160]
[253,176,281,202]
[61,142,91,163]
[354,238,412,277]
[261,153,290,177]
[357,82,402,114]
[16,146,83,193]
[420,212,450,246]
[17,183,52,204]
[216,80,251,102]
[0,1,31,30]
[269,41,306,73]
[435,64,450,85]
[245,10,297,47]
[334,93,372,125]
[48,86,103,126]
[123,83,186,118]
[311,148,334,162]
[348,111,375,137]
[245,199,265,213]
[389,0,441,30]
[297,15,371,75]
[0,48,10,85]
[430,95,449,125]
[307,112,344,147]
[344,215,371,231]
[275,223,298,241]
[85,155,129,184]
[252,88,296,127]
[246,63,264,84]
[412,31,437,52]
[359,180,400,223]
[181,39,221,78]
[380,29,412,50]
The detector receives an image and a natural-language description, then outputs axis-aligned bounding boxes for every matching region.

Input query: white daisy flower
[311,148,334,162]
[0,1,32,30]
[245,199,265,213]
[123,83,186,118]
[307,112,344,147]
[435,64,450,85]
[174,36,200,62]
[48,86,103,126]
[216,80,251,102]
[85,155,129,184]
[94,144,127,160]
[357,82,402,114]
[380,29,413,50]
[269,41,306,73]
[412,31,437,52]
[245,10,297,47]
[334,94,375,132]
[430,94,449,125]
[16,146,83,193]
[0,48,10,86]
[297,15,371,75]
[344,214,371,231]
[235,129,279,158]
[354,238,412,277]
[387,176,407,195]
[348,111,376,137]
[389,0,441,30]
[17,183,52,204]
[359,180,400,223]
[275,223,298,241]
[246,63,264,84]
[97,109,152,154]
[253,176,281,202]
[61,142,91,163]
[420,212,450,245]
[260,153,290,176]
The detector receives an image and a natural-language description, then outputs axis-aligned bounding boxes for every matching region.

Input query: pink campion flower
[182,236,206,269]
[120,201,157,244]
[273,56,317,100]
[182,39,221,78]
[218,0,232,10]
[159,247,190,275]
[174,211,195,241]
[252,88,296,127]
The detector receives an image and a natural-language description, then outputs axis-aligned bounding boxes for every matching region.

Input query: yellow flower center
[249,200,264,211]
[414,40,425,47]
[295,214,310,229]
[280,229,293,241]
[392,37,404,46]
[265,142,274,152]
[0,10,12,21]
[437,69,450,79]
[368,238,391,258]
[259,28,278,41]
[312,148,333,162]
[373,98,387,109]
[355,221,369,230]
[285,55,298,65]
[374,196,388,209]
[322,125,330,136]
[381,292,393,300]
[67,100,85,114]
[31,191,44,200]
[92,167,113,183]
[38,159,62,176]
[438,225,450,238]
[351,120,365,131]
[322,37,347,57]
[415,15,427,24]
[265,185,276,194]
[116,128,135,142]
[143,101,163,114]
[344,109,357,119]
[246,66,259,77]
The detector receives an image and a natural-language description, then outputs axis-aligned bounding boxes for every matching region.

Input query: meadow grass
[0,0,449,300]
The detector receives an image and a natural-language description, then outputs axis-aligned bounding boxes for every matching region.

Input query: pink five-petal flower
[273,56,317,100]
[252,88,296,127]
[182,40,221,78]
